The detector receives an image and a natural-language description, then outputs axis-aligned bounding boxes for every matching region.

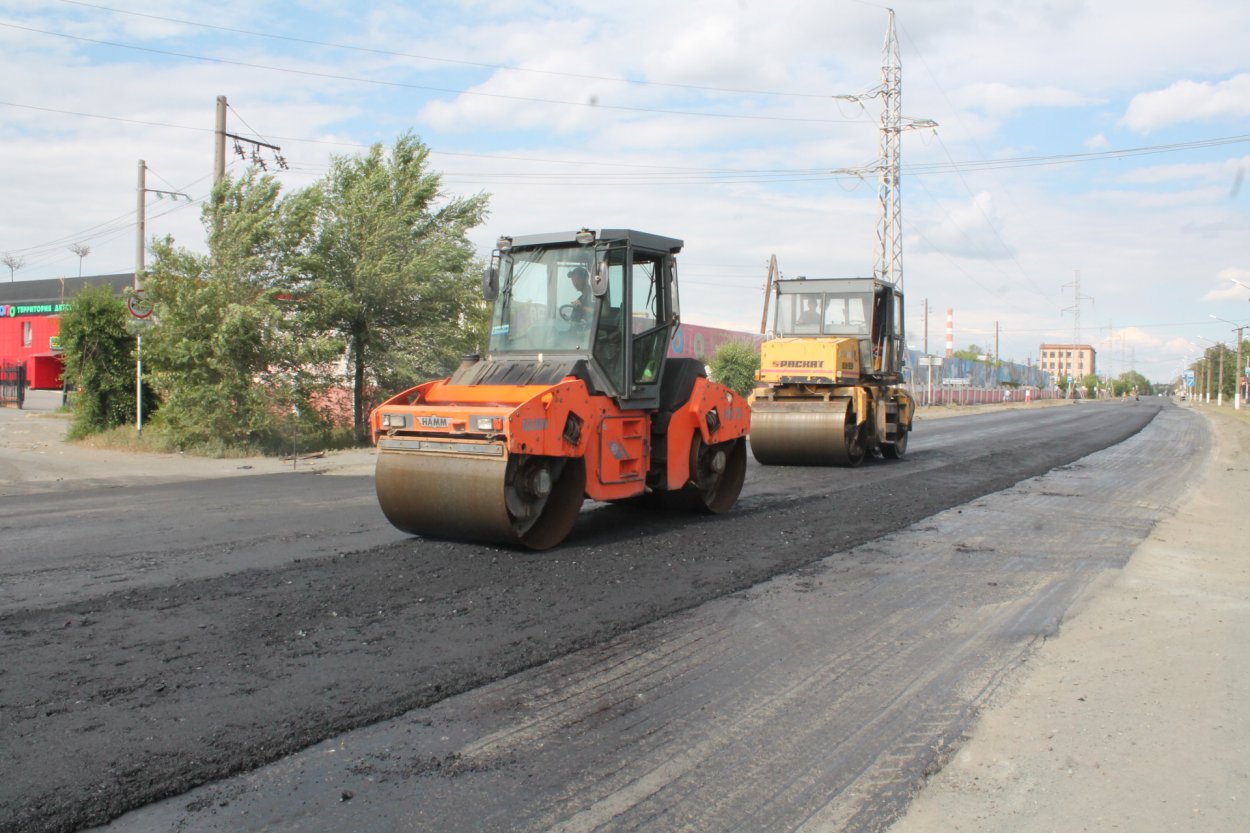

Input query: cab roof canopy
[500,229,683,254]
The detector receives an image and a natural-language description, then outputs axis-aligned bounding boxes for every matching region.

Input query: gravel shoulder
[0,391,374,497]
[888,404,1250,833]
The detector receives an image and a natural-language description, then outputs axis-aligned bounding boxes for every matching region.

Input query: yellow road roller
[371,229,751,550]
[749,276,913,466]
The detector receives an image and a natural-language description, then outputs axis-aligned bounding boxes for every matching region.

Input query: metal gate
[1,363,26,408]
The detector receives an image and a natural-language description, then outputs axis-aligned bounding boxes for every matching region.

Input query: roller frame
[375,446,587,550]
[749,397,867,467]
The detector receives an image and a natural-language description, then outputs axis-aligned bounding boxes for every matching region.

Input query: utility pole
[212,94,288,189]
[1217,343,1225,407]
[1238,326,1245,410]
[136,161,146,290]
[760,255,778,334]
[922,298,929,355]
[136,160,146,436]
[214,95,227,186]
[875,8,903,290]
[1211,315,1246,410]
[1062,269,1093,346]
[1202,347,1211,403]
[920,296,930,402]
[135,161,191,436]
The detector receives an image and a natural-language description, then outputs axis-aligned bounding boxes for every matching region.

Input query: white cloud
[955,82,1099,117]
[915,191,1013,261]
[1202,269,1250,303]
[5,0,1250,382]
[1121,73,1250,133]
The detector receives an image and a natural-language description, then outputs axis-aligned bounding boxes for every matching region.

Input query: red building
[0,274,134,390]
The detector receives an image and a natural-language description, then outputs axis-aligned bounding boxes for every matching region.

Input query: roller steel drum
[749,399,866,467]
[375,450,585,550]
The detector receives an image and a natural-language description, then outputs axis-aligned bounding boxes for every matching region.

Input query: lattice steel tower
[875,8,904,290]
[833,10,934,289]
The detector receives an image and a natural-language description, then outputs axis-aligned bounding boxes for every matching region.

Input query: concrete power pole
[134,162,190,435]
[923,298,933,406]
[136,159,146,436]
[136,160,146,289]
[1237,327,1245,410]
[214,95,227,186]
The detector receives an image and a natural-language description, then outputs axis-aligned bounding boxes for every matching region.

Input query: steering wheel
[558,303,580,322]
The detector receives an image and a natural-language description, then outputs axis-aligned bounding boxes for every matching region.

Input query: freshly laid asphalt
[0,397,1178,833]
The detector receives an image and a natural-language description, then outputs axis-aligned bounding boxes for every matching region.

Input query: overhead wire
[0,21,867,126]
[4,98,1247,184]
[55,0,837,100]
[7,6,1249,301]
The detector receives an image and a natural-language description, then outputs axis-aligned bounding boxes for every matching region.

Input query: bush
[708,341,760,398]
[58,283,155,438]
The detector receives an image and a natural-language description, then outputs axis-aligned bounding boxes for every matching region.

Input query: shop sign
[2,302,72,317]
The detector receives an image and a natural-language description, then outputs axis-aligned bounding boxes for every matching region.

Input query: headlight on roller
[472,415,504,432]
[381,413,409,429]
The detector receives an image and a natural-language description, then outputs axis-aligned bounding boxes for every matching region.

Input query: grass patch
[72,423,365,459]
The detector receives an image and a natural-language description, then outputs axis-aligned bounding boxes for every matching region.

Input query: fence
[1,363,27,408]
[908,385,1066,406]
[902,350,1063,407]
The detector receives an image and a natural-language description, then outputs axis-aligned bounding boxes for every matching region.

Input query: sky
[3,0,1250,384]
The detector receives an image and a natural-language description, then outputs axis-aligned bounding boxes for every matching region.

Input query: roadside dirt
[888,405,1250,833]
[0,391,1063,494]
[0,391,373,497]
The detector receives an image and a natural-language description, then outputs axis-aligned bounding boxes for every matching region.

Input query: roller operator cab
[748,277,914,466]
[371,229,751,550]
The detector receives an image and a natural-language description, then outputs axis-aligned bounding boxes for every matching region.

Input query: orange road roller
[371,228,751,549]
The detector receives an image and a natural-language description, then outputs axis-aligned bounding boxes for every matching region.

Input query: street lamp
[1196,336,1219,404]
[1211,314,1250,410]
[69,243,91,278]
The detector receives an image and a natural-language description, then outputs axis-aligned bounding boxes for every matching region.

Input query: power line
[56,0,836,100]
[12,97,1250,186]
[6,98,1248,180]
[1,22,866,126]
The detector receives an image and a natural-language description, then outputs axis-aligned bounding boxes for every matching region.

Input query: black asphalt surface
[0,401,1181,833]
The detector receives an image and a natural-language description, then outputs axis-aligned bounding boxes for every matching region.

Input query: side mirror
[483,253,500,301]
[590,253,609,298]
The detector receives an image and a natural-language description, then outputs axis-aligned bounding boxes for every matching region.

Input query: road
[0,400,1201,833]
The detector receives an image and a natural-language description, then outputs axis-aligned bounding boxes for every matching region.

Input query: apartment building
[1038,343,1096,383]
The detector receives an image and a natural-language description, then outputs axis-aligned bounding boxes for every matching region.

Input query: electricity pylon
[834,9,936,291]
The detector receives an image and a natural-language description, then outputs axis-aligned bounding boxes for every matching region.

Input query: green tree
[1214,342,1246,401]
[143,171,339,450]
[708,341,760,398]
[58,283,143,438]
[1081,373,1100,398]
[305,133,490,438]
[951,344,993,362]
[1111,370,1153,397]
